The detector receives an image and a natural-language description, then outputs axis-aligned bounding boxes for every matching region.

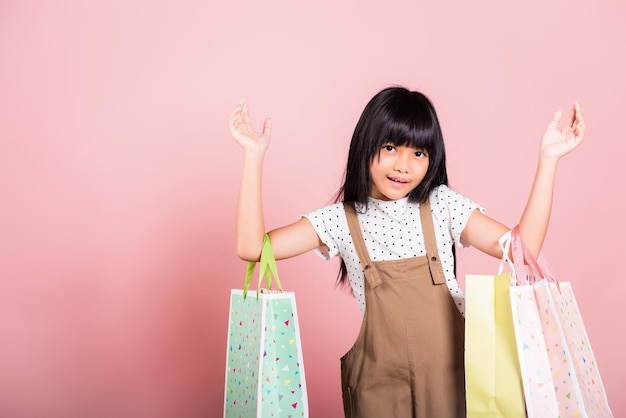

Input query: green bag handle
[243,234,283,299]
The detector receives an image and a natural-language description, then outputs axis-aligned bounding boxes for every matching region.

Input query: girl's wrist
[536,154,560,177]
[538,152,560,166]
[243,146,267,160]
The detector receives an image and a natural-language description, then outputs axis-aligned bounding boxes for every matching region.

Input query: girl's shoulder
[304,201,346,221]
[431,183,473,199]
[430,183,462,202]
[430,184,479,209]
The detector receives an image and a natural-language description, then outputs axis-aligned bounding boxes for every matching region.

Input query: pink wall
[1,1,624,416]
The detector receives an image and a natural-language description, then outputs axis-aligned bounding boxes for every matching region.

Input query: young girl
[229,86,584,417]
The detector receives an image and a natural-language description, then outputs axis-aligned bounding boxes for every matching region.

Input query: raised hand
[541,102,585,160]
[229,98,272,155]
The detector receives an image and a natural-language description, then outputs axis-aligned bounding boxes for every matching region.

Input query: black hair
[334,86,450,288]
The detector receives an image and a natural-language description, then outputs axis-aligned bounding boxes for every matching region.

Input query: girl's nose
[393,162,408,173]
[394,153,410,173]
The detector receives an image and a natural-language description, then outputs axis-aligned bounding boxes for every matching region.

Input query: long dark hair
[334,86,450,288]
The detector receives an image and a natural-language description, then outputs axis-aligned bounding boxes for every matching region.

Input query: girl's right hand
[229,98,272,155]
[539,102,585,161]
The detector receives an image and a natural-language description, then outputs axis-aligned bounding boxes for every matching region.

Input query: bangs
[371,98,440,155]
[381,117,438,152]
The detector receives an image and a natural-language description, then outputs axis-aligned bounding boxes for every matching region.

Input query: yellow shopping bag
[465,231,526,417]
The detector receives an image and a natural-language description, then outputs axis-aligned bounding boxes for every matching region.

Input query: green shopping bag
[223,234,309,417]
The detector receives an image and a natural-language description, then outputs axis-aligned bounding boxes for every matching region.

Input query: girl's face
[369,143,429,201]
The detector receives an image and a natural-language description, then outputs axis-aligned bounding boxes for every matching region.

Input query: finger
[575,103,586,131]
[577,113,586,133]
[564,104,576,128]
[241,98,252,125]
[229,98,244,121]
[262,118,272,136]
[229,110,240,130]
[575,121,585,140]
[572,133,584,147]
[571,105,584,139]
[547,110,562,130]
[229,104,242,123]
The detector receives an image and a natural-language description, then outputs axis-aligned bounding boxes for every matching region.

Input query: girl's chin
[371,191,410,201]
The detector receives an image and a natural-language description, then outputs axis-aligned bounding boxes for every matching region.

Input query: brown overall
[341,201,465,418]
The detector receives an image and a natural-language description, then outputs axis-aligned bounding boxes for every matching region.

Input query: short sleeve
[431,185,484,249]
[302,203,347,261]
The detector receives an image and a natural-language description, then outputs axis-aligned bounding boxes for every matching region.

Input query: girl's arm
[462,103,585,259]
[230,98,322,261]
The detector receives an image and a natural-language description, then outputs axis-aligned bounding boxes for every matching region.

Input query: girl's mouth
[388,176,408,184]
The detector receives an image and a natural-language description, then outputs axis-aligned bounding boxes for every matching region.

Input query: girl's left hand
[229,98,272,155]
[540,102,585,160]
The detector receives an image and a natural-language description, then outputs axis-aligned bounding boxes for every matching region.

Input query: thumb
[262,118,272,136]
[547,110,562,130]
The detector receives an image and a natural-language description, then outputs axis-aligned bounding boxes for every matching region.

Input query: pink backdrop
[1,1,624,416]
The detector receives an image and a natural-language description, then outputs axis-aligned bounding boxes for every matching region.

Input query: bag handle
[243,234,283,299]
[497,229,513,274]
[510,225,559,289]
[497,230,517,286]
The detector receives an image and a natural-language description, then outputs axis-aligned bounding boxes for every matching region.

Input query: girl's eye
[383,145,395,152]
[415,151,426,157]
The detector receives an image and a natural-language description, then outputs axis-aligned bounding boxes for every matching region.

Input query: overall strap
[418,199,446,285]
[343,202,383,289]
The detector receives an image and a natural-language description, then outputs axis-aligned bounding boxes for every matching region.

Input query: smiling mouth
[388,176,409,184]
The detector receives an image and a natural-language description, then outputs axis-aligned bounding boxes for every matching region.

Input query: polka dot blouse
[304,184,483,317]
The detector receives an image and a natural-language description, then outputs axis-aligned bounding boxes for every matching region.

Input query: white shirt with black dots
[304,184,483,317]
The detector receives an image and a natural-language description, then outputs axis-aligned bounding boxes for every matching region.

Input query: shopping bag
[223,234,309,418]
[465,232,526,417]
[549,282,613,416]
[508,226,612,418]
